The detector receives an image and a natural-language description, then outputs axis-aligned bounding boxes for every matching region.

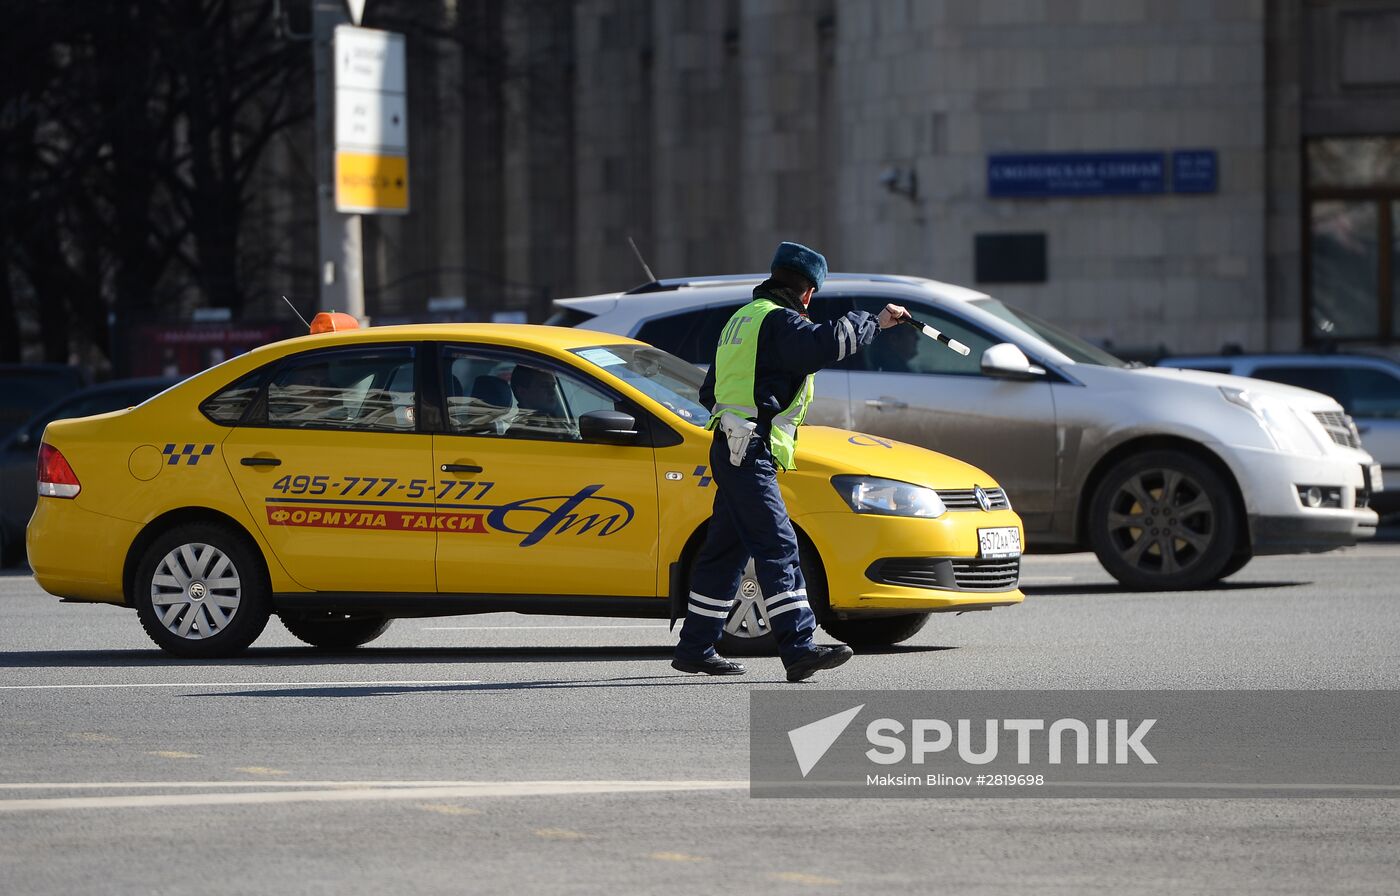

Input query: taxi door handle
[240,457,282,467]
[441,463,483,474]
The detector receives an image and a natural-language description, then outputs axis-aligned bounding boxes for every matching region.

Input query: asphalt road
[2,546,1398,894]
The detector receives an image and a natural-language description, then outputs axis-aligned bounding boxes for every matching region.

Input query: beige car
[553,273,1380,590]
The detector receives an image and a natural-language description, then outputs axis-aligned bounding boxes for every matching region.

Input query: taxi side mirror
[579,410,640,446]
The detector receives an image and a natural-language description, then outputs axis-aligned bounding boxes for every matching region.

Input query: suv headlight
[831,476,947,518]
[1220,387,1325,454]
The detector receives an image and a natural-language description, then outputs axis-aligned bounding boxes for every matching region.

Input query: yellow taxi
[27,324,1025,658]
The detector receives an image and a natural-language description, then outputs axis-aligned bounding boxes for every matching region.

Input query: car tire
[715,539,826,658]
[1089,449,1239,591]
[280,612,392,649]
[133,522,271,658]
[1216,551,1253,580]
[819,613,930,647]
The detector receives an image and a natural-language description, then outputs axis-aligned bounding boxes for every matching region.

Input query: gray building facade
[287,0,1400,358]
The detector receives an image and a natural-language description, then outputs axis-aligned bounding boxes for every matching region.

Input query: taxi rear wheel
[133,523,271,658]
[280,613,392,649]
[819,613,930,647]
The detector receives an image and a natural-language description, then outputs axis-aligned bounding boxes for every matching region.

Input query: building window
[1305,137,1400,343]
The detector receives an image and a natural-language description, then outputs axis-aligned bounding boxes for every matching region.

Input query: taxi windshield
[570,344,709,426]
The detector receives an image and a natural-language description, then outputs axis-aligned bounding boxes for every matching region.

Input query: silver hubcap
[150,543,241,640]
[724,559,772,640]
[1106,468,1215,576]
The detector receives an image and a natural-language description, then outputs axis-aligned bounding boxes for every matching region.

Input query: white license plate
[1370,464,1385,493]
[978,526,1021,559]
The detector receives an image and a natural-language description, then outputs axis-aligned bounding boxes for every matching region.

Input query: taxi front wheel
[819,613,930,647]
[717,539,825,657]
[133,523,271,658]
[280,613,392,650]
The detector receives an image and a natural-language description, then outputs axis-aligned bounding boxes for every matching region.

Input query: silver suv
[1158,353,1398,513]
[552,274,1380,590]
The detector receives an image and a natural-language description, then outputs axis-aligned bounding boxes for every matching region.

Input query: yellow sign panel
[335,151,409,214]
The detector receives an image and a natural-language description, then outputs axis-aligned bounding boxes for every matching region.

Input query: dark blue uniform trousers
[676,431,818,666]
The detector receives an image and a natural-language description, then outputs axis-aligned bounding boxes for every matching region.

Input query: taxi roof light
[37,443,81,498]
[309,311,360,335]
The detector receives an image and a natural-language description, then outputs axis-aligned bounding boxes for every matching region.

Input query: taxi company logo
[786,705,1159,777]
[264,484,634,546]
[486,485,634,547]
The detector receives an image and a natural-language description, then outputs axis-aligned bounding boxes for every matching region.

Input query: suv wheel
[1089,450,1238,591]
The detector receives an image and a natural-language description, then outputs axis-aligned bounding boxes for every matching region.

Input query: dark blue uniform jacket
[700,290,880,438]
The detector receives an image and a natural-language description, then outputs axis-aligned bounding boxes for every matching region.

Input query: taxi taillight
[37,443,81,498]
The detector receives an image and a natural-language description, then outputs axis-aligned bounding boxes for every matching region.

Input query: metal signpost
[311,0,407,322]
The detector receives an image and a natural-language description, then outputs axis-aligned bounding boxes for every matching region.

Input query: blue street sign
[1171,150,1218,193]
[988,152,1167,197]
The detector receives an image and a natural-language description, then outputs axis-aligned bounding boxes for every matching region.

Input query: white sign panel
[333,24,408,213]
[334,25,405,96]
[335,88,407,152]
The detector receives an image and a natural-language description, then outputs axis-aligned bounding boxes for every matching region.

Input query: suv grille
[1314,411,1361,449]
[936,487,1010,511]
[868,557,1021,592]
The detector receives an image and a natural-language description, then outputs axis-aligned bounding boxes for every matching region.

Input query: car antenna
[627,235,658,284]
[281,295,312,330]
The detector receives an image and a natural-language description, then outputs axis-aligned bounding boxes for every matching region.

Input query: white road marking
[422,625,666,631]
[0,780,746,812]
[0,781,562,790]
[0,680,481,692]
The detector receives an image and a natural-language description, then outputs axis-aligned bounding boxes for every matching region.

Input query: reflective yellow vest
[706,298,814,470]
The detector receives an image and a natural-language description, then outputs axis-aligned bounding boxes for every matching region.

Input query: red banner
[266,505,487,533]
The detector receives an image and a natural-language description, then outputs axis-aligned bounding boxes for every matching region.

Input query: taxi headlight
[831,476,947,518]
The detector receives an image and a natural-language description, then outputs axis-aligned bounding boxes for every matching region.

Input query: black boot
[672,655,747,676]
[785,645,853,683]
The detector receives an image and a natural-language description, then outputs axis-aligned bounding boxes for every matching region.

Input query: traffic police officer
[673,242,908,682]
